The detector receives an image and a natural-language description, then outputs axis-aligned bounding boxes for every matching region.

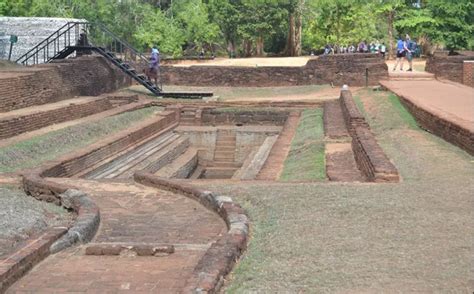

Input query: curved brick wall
[161,54,388,87]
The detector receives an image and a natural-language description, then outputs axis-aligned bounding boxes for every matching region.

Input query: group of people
[322,41,387,57]
[392,35,417,72]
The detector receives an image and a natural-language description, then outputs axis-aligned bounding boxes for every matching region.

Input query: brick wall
[397,94,474,156]
[0,56,131,112]
[0,96,115,140]
[339,90,399,182]
[425,54,474,85]
[161,54,388,87]
[463,61,474,87]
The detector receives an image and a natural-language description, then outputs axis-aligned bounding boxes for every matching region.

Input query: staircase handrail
[92,22,149,65]
[15,21,88,64]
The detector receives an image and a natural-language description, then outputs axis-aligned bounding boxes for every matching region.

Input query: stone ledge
[133,171,249,293]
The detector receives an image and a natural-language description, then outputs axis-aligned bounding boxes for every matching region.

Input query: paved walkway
[380,80,474,131]
[7,179,227,293]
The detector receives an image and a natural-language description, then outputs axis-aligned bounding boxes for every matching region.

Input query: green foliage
[1,0,472,55]
[304,0,379,49]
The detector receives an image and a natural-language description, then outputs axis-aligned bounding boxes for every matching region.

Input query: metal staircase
[15,21,212,99]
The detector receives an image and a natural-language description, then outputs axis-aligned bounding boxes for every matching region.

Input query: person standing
[380,42,387,59]
[405,36,416,71]
[392,36,406,71]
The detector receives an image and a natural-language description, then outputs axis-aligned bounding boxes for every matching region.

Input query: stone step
[214,157,235,162]
[215,146,235,151]
[84,132,179,179]
[202,167,238,179]
[208,162,241,168]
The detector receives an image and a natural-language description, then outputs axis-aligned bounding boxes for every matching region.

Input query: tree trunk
[286,13,295,56]
[285,0,303,56]
[227,39,236,58]
[294,11,302,56]
[243,39,252,57]
[255,34,265,57]
[388,11,394,60]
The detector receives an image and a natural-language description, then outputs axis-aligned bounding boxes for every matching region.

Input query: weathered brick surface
[340,90,399,182]
[0,96,115,140]
[0,56,131,112]
[397,93,474,156]
[425,54,474,85]
[463,61,474,87]
[161,53,388,87]
[39,110,178,178]
[0,228,66,293]
[134,172,249,294]
[202,109,290,126]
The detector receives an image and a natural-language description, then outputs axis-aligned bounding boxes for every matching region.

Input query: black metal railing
[15,21,212,98]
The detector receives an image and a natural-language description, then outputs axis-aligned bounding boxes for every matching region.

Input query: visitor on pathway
[393,36,406,71]
[406,36,417,72]
[149,45,160,73]
[380,42,386,58]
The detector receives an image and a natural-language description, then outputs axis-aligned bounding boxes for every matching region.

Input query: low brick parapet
[339,90,399,182]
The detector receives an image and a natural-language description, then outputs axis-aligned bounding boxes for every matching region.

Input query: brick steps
[201,167,238,179]
[155,148,198,179]
[84,132,190,180]
[213,130,236,165]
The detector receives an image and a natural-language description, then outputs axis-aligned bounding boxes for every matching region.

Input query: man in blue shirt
[392,36,406,71]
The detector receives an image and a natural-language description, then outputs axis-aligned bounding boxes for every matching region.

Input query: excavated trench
[78,108,290,181]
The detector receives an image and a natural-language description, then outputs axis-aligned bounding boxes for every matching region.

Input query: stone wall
[339,90,399,182]
[161,54,388,87]
[201,109,290,126]
[425,53,474,86]
[0,56,131,112]
[0,17,85,62]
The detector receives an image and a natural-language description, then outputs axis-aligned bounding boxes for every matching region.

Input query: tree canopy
[1,0,473,57]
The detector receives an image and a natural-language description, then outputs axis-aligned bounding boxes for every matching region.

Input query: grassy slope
[0,107,161,173]
[200,89,473,292]
[280,108,325,181]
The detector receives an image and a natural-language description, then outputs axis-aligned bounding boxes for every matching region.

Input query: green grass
[279,108,325,181]
[201,88,473,292]
[0,107,161,173]
[386,92,419,129]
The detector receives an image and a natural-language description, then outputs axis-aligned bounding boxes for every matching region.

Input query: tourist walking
[149,46,160,73]
[392,36,406,71]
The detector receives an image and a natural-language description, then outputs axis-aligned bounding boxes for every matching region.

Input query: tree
[208,0,241,57]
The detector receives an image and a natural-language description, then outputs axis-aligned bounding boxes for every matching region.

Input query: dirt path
[323,100,364,182]
[8,179,227,293]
